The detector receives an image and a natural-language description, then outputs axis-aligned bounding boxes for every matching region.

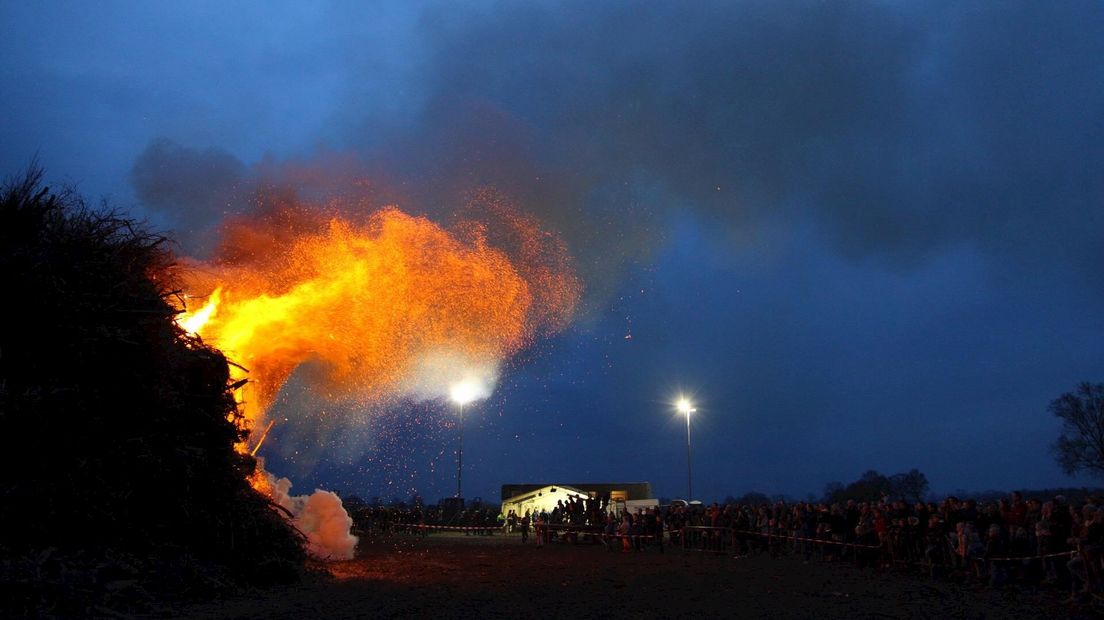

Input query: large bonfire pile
[0,171,305,616]
[0,169,583,615]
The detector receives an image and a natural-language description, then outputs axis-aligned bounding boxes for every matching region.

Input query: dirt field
[178,533,1093,619]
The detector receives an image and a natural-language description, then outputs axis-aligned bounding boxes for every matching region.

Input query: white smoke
[270,475,358,560]
[255,349,498,556]
[399,349,498,404]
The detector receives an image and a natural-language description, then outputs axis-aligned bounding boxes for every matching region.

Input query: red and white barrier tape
[543,525,660,540]
[392,522,1075,563]
[393,524,498,532]
[682,526,1081,561]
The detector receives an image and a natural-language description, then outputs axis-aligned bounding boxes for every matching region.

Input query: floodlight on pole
[450,381,479,500]
[677,396,697,502]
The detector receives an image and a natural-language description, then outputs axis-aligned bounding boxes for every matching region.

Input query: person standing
[520,511,531,543]
[535,512,545,548]
[655,508,665,553]
[620,512,633,552]
[603,513,617,551]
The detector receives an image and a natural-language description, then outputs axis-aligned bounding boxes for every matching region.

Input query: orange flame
[177,198,580,449]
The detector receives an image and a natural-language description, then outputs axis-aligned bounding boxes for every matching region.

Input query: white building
[500,484,590,517]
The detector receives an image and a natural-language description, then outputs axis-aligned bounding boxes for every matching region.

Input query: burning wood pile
[0,169,581,616]
[0,170,306,616]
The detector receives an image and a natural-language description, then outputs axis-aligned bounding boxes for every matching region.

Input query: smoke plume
[271,475,358,560]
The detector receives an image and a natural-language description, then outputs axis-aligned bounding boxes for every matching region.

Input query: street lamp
[450,381,479,500]
[677,396,696,502]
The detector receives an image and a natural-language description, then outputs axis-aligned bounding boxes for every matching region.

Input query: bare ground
[175,534,1097,619]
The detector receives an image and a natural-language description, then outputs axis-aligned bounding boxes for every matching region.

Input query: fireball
[177,196,580,457]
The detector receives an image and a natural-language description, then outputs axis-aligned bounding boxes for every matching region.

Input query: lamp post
[450,382,478,500]
[677,397,696,502]
[457,401,464,499]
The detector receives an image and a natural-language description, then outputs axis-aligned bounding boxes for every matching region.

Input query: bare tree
[1051,382,1104,478]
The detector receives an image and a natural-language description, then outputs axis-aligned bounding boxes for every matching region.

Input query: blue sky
[3,1,1103,501]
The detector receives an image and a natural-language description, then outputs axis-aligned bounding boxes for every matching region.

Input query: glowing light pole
[677,397,697,502]
[450,382,479,500]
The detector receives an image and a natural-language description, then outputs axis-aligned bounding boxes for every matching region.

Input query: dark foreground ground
[177,534,1096,619]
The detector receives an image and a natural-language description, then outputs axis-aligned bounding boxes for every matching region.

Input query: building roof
[500,482,653,501]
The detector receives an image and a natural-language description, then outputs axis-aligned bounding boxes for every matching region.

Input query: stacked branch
[0,169,305,616]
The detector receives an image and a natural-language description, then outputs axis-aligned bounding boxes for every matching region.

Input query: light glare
[677,397,696,415]
[450,381,480,406]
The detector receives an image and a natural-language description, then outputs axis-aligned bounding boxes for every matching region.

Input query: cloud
[131,138,248,255]
[127,2,1104,302]
[338,0,1103,290]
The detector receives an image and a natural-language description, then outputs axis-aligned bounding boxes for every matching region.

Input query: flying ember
[177,197,580,443]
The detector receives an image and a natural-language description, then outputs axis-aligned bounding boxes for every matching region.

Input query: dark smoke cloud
[130,1,1104,299]
[349,0,1104,292]
[131,140,403,258]
[131,138,248,255]
[105,1,1104,497]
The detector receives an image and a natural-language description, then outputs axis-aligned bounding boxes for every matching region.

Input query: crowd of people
[353,490,1104,601]
[501,496,665,551]
[503,493,614,530]
[350,504,500,534]
[670,493,1101,593]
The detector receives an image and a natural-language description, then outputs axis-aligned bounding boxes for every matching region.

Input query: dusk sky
[3,1,1103,503]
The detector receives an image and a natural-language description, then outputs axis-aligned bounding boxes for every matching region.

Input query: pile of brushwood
[0,170,306,617]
